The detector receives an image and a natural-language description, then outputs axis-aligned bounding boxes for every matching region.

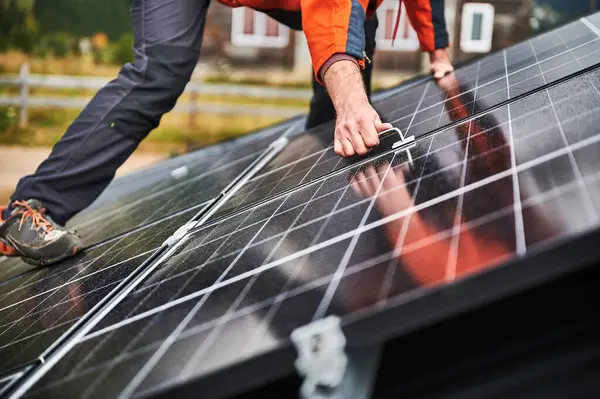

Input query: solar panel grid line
[445,62,480,282]
[537,36,599,223]
[224,148,344,220]
[582,16,600,37]
[503,49,527,255]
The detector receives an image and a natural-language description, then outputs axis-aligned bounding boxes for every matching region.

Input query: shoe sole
[19,243,81,267]
[0,238,17,256]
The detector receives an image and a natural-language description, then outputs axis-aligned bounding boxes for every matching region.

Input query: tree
[34,0,131,41]
[0,0,39,52]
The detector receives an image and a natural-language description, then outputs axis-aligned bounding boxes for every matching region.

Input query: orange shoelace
[12,201,54,233]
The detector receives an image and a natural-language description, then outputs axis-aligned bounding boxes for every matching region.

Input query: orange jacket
[217,0,441,81]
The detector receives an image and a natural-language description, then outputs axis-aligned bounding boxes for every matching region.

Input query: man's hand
[323,60,392,157]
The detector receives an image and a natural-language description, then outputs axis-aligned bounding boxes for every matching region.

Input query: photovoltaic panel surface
[61,119,294,247]
[207,18,600,221]
[22,64,600,398]
[0,207,199,374]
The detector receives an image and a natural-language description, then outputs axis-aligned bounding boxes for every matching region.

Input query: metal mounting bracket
[163,221,197,247]
[291,316,348,399]
[380,127,416,164]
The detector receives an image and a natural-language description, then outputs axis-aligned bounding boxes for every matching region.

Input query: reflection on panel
[24,68,600,399]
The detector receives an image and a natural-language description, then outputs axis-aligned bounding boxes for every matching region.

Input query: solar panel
[0,207,198,374]
[4,13,600,399]
[17,59,600,398]
[205,18,600,221]
[62,119,295,247]
[0,368,29,397]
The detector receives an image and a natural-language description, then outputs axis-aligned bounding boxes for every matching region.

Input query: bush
[0,107,18,132]
[38,32,75,57]
[111,34,134,65]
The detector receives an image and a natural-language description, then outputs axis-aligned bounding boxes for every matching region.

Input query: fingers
[358,116,379,148]
[334,138,343,157]
[341,137,355,157]
[334,104,395,158]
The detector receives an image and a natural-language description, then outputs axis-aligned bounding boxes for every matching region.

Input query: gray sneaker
[0,200,82,266]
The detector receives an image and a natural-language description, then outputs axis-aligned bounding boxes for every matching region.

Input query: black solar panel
[0,208,198,373]
[63,119,295,247]
[206,18,600,221]
[3,13,600,399]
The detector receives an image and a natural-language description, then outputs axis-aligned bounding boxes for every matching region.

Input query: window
[460,3,495,53]
[231,8,289,48]
[376,1,419,51]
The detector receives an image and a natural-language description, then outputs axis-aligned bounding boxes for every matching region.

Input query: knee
[144,43,199,95]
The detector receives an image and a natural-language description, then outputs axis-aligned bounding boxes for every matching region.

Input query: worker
[304,2,453,129]
[0,0,454,266]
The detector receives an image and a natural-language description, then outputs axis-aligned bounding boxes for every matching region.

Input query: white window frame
[375,1,419,51]
[460,3,495,53]
[231,7,289,48]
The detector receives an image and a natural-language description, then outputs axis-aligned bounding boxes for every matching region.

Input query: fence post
[19,63,29,128]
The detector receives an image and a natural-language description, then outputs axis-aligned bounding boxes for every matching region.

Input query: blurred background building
[0,0,598,203]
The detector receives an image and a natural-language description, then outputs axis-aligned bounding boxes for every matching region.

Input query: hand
[322,59,392,157]
[429,48,454,80]
[334,101,393,157]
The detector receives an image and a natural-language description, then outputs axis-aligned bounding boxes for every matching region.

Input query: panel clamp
[163,221,197,247]
[291,316,348,399]
[381,127,415,150]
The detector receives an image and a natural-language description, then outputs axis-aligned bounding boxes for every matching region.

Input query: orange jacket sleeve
[404,0,449,52]
[300,0,371,83]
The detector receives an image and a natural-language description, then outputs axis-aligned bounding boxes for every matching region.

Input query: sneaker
[0,200,82,266]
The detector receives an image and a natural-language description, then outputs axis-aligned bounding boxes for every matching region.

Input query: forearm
[323,60,369,113]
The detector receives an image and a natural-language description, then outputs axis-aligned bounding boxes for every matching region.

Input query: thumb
[374,114,393,132]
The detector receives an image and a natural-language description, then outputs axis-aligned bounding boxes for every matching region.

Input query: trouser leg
[10,0,210,226]
[305,14,379,131]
